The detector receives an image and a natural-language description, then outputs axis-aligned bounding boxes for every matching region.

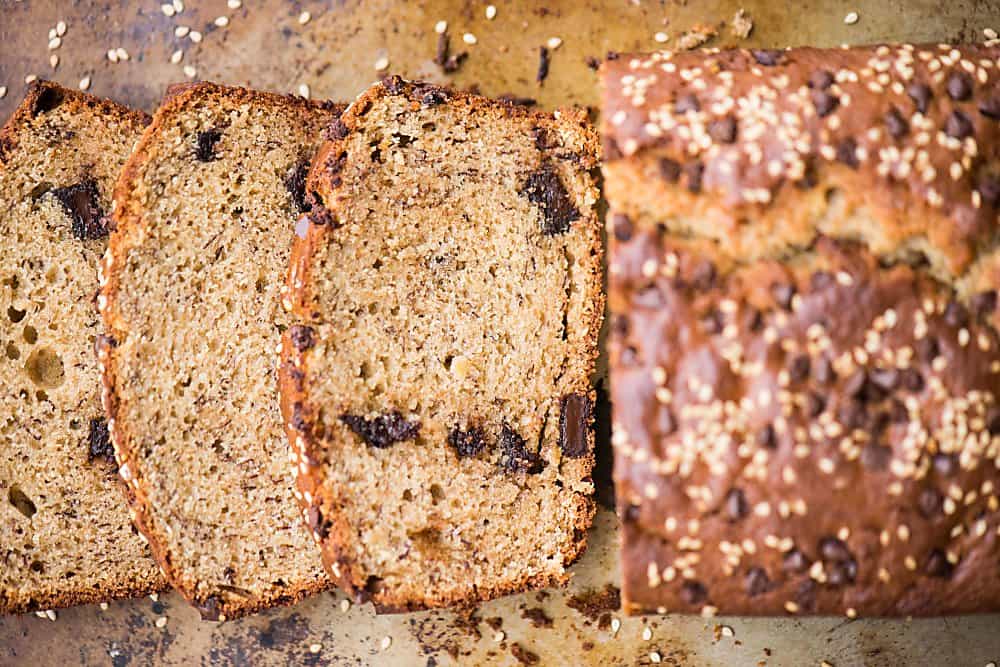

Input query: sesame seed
[380,636,392,650]
[56,21,67,36]
[784,601,800,613]
[611,617,621,634]
[99,602,109,610]
[435,20,448,34]
[170,49,183,64]
[986,29,999,40]
[49,54,59,69]
[844,11,859,25]
[720,625,735,637]
[175,25,190,37]
[821,662,835,667]
[24,74,37,84]
[299,11,311,25]
[173,0,184,13]
[642,626,652,641]
[0,86,6,99]
[463,32,478,45]
[654,31,669,43]
[374,56,390,71]
[650,652,662,664]
[485,5,497,20]
[547,37,563,50]
[183,65,197,78]
[214,16,230,28]
[161,3,176,17]
[48,36,61,50]
[189,30,203,43]
[298,83,310,98]
[107,49,118,63]
[846,607,857,619]
[155,616,168,628]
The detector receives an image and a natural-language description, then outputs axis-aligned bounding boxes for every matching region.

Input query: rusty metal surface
[2,1,1000,665]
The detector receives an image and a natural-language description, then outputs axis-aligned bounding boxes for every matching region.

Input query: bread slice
[0,81,164,613]
[99,82,342,620]
[279,77,604,611]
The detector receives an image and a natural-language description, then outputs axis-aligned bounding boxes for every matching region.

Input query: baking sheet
[2,1,1000,665]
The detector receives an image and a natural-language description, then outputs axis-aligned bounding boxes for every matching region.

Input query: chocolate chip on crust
[907,82,933,113]
[447,425,487,458]
[31,85,64,115]
[924,549,954,578]
[751,49,783,67]
[679,580,708,605]
[52,180,107,240]
[288,325,316,352]
[340,412,420,448]
[284,159,311,213]
[559,393,592,459]
[520,165,580,235]
[745,567,771,597]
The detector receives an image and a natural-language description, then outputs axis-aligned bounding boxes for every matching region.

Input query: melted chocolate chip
[945,110,974,139]
[724,488,749,521]
[195,596,224,621]
[844,370,867,398]
[788,355,811,383]
[284,159,311,213]
[521,165,580,235]
[611,213,633,241]
[447,425,487,458]
[498,422,545,474]
[288,325,315,351]
[708,115,737,143]
[924,549,954,578]
[658,158,681,183]
[907,82,933,113]
[826,559,857,586]
[918,487,943,518]
[808,69,834,90]
[751,49,783,67]
[860,443,892,471]
[679,580,707,605]
[980,95,1000,120]
[771,282,795,310]
[559,393,591,459]
[838,399,867,430]
[684,161,704,194]
[382,75,406,95]
[340,412,420,448]
[745,567,771,597]
[87,418,114,463]
[31,85,64,115]
[782,549,810,573]
[52,180,107,240]
[195,128,222,162]
[674,94,700,114]
[946,70,973,101]
[836,137,859,169]
[811,89,840,117]
[971,290,997,318]
[884,106,909,139]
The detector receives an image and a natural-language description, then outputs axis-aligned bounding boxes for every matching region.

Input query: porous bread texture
[100,82,341,620]
[280,78,604,611]
[0,81,164,613]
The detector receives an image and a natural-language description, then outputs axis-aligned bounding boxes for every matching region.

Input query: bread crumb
[676,24,716,50]
[731,9,754,39]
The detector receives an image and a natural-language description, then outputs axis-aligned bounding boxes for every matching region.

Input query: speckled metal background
[2,1,1000,665]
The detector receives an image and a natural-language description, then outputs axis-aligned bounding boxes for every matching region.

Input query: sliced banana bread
[279,77,604,611]
[99,82,342,620]
[0,81,163,613]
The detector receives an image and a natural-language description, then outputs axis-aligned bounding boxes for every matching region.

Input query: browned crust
[0,81,163,615]
[99,81,343,621]
[279,76,604,611]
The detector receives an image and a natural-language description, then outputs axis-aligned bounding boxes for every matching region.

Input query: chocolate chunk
[788,355,811,383]
[307,205,334,228]
[724,488,748,521]
[658,158,681,183]
[87,418,114,463]
[708,115,737,143]
[900,368,924,392]
[868,411,891,437]
[884,106,909,139]
[946,71,973,101]
[907,82,933,113]
[819,537,851,562]
[836,137,859,169]
[980,95,1000,120]
[288,325,315,351]
[674,94,700,114]
[924,549,954,578]
[536,46,550,84]
[745,567,771,597]
[307,505,331,540]
[869,367,899,391]
[751,49,783,67]
[679,580,707,605]
[918,487,943,518]
[657,406,677,436]
[945,110,974,139]
[447,425,487,458]
[584,56,601,70]
[860,443,892,471]
[782,549,810,573]
[758,424,777,449]
[811,89,839,117]
[340,412,420,449]
[971,290,997,318]
[195,128,222,162]
[498,422,545,474]
[814,355,836,385]
[52,180,107,240]
[770,282,795,310]
[521,165,580,235]
[932,453,958,477]
[805,392,826,418]
[326,117,349,141]
[31,85,64,115]
[611,213,633,241]
[284,159,311,213]
[808,69,834,90]
[684,161,704,194]
[916,336,939,362]
[986,406,1000,435]
[560,393,592,459]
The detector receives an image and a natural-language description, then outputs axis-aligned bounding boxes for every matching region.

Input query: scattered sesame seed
[463,32,478,45]
[654,32,669,43]
[99,602,108,610]
[844,11,859,25]
[214,16,230,28]
[485,5,497,20]
[170,49,184,64]
[846,608,857,619]
[49,54,59,69]
[107,49,118,63]
[172,0,184,13]
[56,21,67,36]
[298,83,310,98]
[720,625,735,637]
[228,0,242,8]
[161,3,176,17]
[189,30,202,43]
[435,20,448,34]
[298,11,311,25]
[547,37,563,50]
[115,47,129,61]
[24,74,37,84]
[985,28,998,40]
[45,609,57,621]
[493,630,505,642]
[149,593,158,602]
[374,56,390,71]
[183,65,197,78]
[821,661,835,667]
[642,626,653,641]
[339,598,350,613]
[650,651,662,664]
[610,617,621,635]
[48,36,61,50]
[380,636,392,650]
[0,86,7,99]
[155,616,168,628]
[175,25,190,37]
[309,643,322,654]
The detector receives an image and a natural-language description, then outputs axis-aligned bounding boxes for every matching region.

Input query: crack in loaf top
[601,44,1000,277]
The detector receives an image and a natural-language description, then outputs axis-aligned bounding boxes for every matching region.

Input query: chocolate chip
[195,128,222,162]
[420,87,450,106]
[811,89,839,117]
[195,596,224,621]
[498,422,545,474]
[808,69,834,90]
[536,46,551,84]
[31,85,64,115]
[674,94,700,114]
[624,503,640,522]
[978,173,1000,208]
[945,110,974,139]
[307,505,331,540]
[340,412,420,448]
[805,392,826,418]
[758,424,777,449]
[788,355,811,383]
[691,260,716,290]
[918,487,943,518]
[52,180,107,240]
[795,580,817,611]
[986,406,1000,434]
[932,453,958,477]
[924,549,954,578]
[751,49,783,67]
[844,370,867,398]
[980,95,1000,120]
[724,488,748,521]
[289,403,311,433]
[901,368,924,392]
[971,290,997,318]
[810,270,833,290]
[907,82,933,113]
[521,165,580,235]
[860,443,892,471]
[745,567,771,597]
[679,580,707,605]
[326,117,349,141]
[382,74,406,95]
[819,537,851,562]
[684,161,704,194]
[916,336,939,362]
[658,158,681,183]
[770,282,795,310]
[884,106,909,139]
[869,367,899,391]
[782,549,810,573]
[657,406,677,436]
[946,70,973,101]
[284,159,311,213]
[611,213,633,241]
[836,137,859,169]
[814,356,836,385]
[87,418,114,463]
[826,559,857,585]
[559,393,592,459]
[288,325,315,351]
[447,425,486,458]
[708,115,737,143]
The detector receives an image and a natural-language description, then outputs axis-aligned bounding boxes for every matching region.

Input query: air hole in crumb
[22,326,37,344]
[25,347,65,388]
[421,122,436,131]
[7,306,26,322]
[429,484,445,503]
[30,560,44,573]
[402,489,414,501]
[8,486,37,519]
[825,187,843,205]
[372,258,383,270]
